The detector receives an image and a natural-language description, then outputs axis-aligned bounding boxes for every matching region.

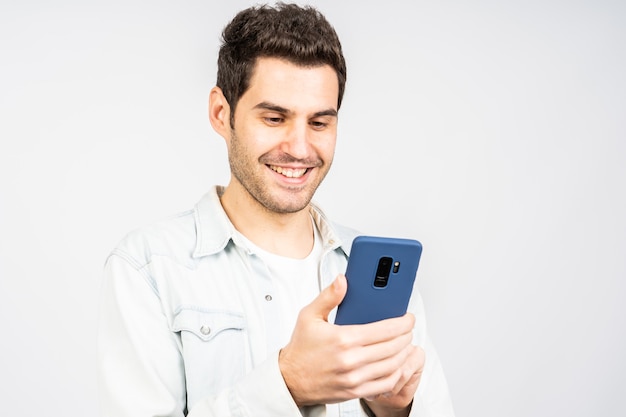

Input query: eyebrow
[312,109,338,118]
[253,101,338,118]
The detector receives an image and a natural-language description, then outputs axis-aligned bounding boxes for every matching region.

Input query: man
[97,3,454,417]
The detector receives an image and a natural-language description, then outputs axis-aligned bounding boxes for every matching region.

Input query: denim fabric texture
[97,186,454,417]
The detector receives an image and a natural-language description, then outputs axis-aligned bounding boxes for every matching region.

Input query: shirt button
[265,294,273,301]
[200,325,211,335]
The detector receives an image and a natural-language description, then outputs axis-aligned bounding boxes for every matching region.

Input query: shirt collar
[192,186,351,258]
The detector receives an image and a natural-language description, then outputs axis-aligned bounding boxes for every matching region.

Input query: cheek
[237,124,279,150]
[318,136,337,159]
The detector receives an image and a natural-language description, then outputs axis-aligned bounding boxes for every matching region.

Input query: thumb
[307,274,347,321]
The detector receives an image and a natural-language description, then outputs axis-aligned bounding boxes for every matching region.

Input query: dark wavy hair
[217,3,347,125]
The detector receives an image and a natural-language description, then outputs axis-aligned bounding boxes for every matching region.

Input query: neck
[220,182,314,259]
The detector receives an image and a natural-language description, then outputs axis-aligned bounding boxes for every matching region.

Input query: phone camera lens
[374,256,393,288]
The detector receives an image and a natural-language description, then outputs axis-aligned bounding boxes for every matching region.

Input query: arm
[97,254,186,417]
[97,253,302,417]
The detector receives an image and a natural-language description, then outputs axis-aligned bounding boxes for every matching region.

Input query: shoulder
[108,209,198,271]
[107,187,233,270]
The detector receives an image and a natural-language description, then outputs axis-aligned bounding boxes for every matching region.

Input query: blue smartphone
[334,236,423,325]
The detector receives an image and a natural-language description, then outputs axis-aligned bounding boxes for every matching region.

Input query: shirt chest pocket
[172,308,248,407]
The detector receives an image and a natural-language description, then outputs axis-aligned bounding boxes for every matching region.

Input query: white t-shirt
[234,221,349,417]
[234,219,322,349]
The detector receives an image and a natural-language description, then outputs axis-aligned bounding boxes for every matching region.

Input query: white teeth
[270,165,307,178]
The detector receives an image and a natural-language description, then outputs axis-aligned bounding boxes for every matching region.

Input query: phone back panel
[335,236,422,325]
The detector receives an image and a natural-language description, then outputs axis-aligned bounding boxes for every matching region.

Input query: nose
[280,120,311,160]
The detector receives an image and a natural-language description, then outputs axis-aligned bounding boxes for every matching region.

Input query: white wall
[1,1,624,415]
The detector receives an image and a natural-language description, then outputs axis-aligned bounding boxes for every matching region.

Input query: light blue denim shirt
[97,186,455,417]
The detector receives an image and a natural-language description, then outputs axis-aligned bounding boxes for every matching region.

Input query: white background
[1,0,624,415]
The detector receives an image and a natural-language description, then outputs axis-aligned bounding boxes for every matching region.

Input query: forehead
[242,57,339,112]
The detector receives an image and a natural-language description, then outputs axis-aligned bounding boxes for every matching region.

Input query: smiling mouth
[269,165,309,178]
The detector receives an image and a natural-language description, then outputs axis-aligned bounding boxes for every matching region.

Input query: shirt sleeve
[407,291,456,417]
[188,350,301,417]
[97,253,303,417]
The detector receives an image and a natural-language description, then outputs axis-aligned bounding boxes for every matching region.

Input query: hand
[362,344,425,417]
[278,274,419,408]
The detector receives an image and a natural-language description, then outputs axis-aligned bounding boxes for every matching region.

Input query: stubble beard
[228,129,331,214]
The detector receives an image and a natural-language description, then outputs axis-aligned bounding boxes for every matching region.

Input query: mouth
[268,165,309,179]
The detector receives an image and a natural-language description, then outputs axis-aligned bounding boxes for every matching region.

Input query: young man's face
[227,57,339,214]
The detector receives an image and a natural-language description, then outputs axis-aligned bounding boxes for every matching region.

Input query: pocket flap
[172,308,245,342]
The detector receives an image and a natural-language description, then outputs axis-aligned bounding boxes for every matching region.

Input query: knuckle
[335,333,351,349]
[381,375,399,393]
[335,351,357,373]
[402,366,414,381]
[338,371,362,389]
[400,332,413,347]
[413,345,426,366]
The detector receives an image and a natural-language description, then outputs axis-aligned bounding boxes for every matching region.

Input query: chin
[267,202,309,214]
[265,194,313,214]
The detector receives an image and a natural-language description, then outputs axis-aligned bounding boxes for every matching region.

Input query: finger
[350,365,406,400]
[344,342,414,385]
[338,330,414,371]
[301,274,347,321]
[387,345,425,396]
[341,312,416,347]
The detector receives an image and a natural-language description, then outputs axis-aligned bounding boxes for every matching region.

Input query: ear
[208,86,232,140]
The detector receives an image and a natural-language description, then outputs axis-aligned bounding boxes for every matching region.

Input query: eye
[309,120,328,130]
[264,116,284,125]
